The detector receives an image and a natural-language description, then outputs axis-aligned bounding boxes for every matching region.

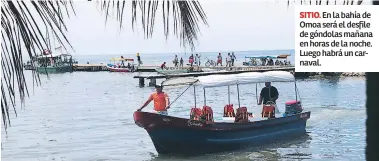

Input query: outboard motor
[284,100,303,116]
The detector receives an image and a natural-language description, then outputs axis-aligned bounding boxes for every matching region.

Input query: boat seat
[223,104,235,117]
[235,107,249,123]
[190,108,202,120]
[202,106,214,123]
[262,105,276,118]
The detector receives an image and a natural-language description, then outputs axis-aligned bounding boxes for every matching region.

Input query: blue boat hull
[134,111,310,154]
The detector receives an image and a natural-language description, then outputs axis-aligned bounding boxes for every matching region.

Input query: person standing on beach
[137,53,142,66]
[138,85,170,115]
[180,57,184,68]
[217,53,222,66]
[173,55,179,68]
[231,52,236,66]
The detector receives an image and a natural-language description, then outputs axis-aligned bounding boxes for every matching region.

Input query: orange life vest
[224,104,235,117]
[262,105,275,118]
[190,108,202,120]
[202,106,214,123]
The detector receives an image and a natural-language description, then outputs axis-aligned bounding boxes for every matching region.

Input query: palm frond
[1,0,208,131]
[290,0,364,5]
[98,0,208,50]
[1,0,75,130]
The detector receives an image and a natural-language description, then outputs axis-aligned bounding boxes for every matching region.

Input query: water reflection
[319,78,340,108]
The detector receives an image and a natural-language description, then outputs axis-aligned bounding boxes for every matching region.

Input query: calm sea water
[73,49,295,66]
[2,55,366,161]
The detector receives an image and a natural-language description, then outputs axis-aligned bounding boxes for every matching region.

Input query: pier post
[139,78,145,87]
[148,78,156,87]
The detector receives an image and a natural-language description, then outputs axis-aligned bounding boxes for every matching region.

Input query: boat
[108,58,135,72]
[34,48,74,74]
[243,54,292,66]
[133,71,310,155]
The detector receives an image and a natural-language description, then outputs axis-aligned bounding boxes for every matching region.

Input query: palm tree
[1,0,377,160]
[1,0,207,130]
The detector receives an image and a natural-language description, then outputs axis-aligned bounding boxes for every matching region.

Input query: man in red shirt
[160,62,168,70]
[138,85,170,115]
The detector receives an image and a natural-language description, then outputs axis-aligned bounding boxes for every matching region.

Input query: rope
[166,82,197,108]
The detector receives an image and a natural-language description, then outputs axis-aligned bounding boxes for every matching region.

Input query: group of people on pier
[169,52,237,68]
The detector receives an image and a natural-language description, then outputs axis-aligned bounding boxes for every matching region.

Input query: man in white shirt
[196,54,201,66]
[226,53,232,67]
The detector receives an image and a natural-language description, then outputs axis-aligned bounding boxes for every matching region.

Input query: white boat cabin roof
[162,71,295,88]
[35,53,71,58]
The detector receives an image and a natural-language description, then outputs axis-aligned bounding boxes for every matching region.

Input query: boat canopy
[162,71,295,88]
[110,58,134,61]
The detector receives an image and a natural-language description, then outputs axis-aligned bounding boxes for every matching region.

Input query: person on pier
[120,56,125,67]
[173,55,179,68]
[189,54,194,66]
[217,53,222,66]
[195,53,201,66]
[180,57,184,68]
[136,53,142,66]
[226,53,232,67]
[138,85,170,115]
[160,62,168,70]
[231,52,236,66]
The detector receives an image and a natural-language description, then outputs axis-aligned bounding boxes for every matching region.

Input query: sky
[28,0,374,55]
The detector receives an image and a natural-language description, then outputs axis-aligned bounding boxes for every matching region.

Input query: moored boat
[108,57,135,72]
[34,49,74,74]
[243,54,292,66]
[108,67,132,72]
[134,71,311,155]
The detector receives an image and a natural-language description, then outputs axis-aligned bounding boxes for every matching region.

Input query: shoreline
[340,72,365,77]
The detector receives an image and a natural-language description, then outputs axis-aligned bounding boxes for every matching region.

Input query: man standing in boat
[258,82,279,105]
[137,85,170,115]
[136,53,142,66]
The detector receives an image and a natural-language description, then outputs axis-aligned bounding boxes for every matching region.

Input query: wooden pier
[73,64,108,71]
[134,66,295,87]
[25,64,295,73]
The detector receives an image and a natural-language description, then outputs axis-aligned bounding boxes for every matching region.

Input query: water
[72,49,295,66]
[1,67,365,161]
